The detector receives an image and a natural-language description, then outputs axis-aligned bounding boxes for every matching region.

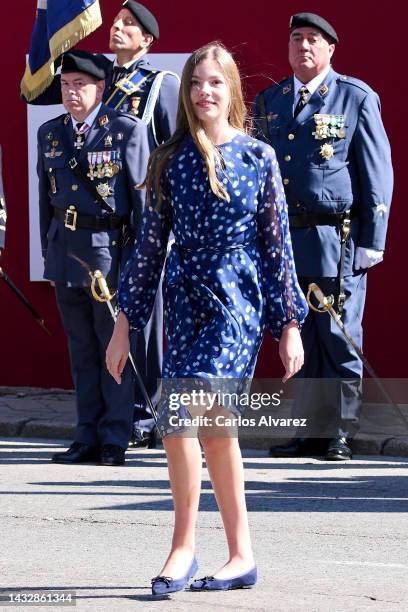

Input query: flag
[21,0,102,101]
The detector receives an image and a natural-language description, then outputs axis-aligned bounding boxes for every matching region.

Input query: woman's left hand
[279,321,304,383]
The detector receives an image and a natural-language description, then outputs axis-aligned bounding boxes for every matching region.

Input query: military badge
[87,151,120,180]
[63,114,70,125]
[45,148,63,158]
[117,133,124,140]
[104,134,113,147]
[282,84,292,95]
[49,174,57,194]
[74,132,85,150]
[46,132,53,141]
[267,113,279,122]
[320,143,335,160]
[96,182,114,198]
[99,115,109,127]
[313,114,346,140]
[319,84,329,97]
[130,96,141,114]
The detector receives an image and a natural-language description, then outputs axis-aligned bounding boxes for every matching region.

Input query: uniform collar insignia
[99,114,109,127]
[63,114,70,125]
[282,84,292,95]
[319,84,329,96]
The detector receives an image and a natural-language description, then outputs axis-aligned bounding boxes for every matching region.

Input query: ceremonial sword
[89,269,158,425]
[0,266,51,335]
[306,282,408,429]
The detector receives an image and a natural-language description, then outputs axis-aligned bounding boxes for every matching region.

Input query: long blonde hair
[145,42,247,207]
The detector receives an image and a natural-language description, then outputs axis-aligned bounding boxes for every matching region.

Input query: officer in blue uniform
[37,50,150,465]
[0,146,6,257]
[254,13,393,460]
[26,1,180,448]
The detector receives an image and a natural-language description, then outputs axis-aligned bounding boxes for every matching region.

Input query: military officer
[27,1,179,150]
[0,146,6,257]
[253,12,393,460]
[26,1,179,447]
[37,50,150,465]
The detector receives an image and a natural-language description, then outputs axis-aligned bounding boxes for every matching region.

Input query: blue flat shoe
[151,557,198,595]
[190,566,257,591]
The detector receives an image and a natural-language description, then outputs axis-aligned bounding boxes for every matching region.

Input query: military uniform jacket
[0,146,6,249]
[28,56,179,152]
[253,68,393,277]
[37,104,149,287]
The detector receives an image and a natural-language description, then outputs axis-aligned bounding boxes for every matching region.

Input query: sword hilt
[90,270,116,303]
[306,283,335,314]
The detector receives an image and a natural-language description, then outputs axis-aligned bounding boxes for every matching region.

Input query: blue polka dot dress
[119,132,308,436]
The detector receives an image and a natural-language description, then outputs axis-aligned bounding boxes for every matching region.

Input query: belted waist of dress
[288,209,357,229]
[173,241,255,254]
[167,241,256,287]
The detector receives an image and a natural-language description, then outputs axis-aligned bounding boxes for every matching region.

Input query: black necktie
[112,66,128,84]
[294,86,310,117]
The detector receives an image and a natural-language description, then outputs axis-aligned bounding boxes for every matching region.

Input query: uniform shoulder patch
[113,113,143,130]
[257,77,289,99]
[39,113,67,129]
[338,74,372,94]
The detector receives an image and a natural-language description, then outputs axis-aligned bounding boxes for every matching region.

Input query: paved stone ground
[0,439,408,611]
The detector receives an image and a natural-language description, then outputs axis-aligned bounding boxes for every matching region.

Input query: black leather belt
[289,210,355,317]
[289,211,355,228]
[53,206,127,232]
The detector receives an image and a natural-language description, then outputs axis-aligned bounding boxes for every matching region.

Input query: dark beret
[61,50,107,80]
[289,12,338,44]
[122,1,159,39]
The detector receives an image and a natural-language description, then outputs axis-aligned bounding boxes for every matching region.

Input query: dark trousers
[132,285,163,421]
[55,284,135,449]
[293,273,367,438]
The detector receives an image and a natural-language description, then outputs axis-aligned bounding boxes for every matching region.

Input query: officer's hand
[354,247,383,270]
[106,311,130,385]
[279,321,304,383]
[49,280,55,287]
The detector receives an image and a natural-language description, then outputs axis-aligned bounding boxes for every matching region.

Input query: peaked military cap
[61,50,107,80]
[122,1,160,39]
[289,12,338,43]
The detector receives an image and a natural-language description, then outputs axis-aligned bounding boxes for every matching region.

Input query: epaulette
[39,113,67,128]
[257,77,290,98]
[114,111,142,125]
[337,74,372,94]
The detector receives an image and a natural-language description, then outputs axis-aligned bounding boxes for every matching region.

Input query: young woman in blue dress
[106,42,308,594]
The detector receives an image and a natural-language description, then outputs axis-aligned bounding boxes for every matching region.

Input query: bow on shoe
[151,576,172,587]
[201,576,215,584]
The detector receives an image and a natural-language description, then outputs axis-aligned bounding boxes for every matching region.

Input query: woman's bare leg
[155,435,202,578]
[200,434,255,578]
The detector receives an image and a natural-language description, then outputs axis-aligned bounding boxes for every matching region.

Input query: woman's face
[190,59,230,126]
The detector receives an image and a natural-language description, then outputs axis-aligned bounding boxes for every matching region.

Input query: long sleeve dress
[119,132,308,437]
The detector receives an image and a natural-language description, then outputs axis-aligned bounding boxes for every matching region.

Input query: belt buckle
[64,205,77,231]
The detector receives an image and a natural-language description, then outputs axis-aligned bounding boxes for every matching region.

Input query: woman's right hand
[106,311,130,385]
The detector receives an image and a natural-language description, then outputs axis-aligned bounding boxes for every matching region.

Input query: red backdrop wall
[0,1,405,387]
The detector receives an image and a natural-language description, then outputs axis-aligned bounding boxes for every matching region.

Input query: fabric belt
[53,206,127,231]
[289,210,355,228]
